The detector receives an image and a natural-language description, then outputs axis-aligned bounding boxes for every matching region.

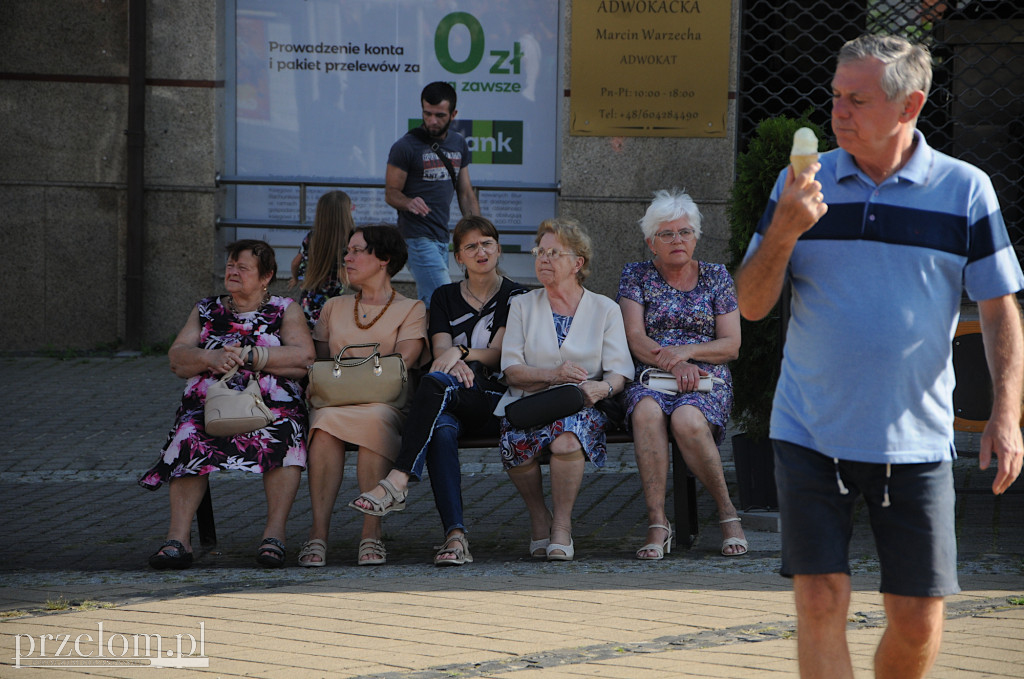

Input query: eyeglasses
[531,247,576,260]
[654,229,696,244]
[460,240,498,255]
[345,246,368,257]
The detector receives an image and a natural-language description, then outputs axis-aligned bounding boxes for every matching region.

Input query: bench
[194,431,699,550]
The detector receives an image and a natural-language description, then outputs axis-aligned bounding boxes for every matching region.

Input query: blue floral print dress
[139,295,308,490]
[499,313,611,469]
[617,260,736,445]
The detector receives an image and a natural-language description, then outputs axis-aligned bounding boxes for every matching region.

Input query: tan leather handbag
[204,347,275,437]
[306,343,409,409]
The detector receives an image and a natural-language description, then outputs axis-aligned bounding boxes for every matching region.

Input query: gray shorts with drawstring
[773,439,960,597]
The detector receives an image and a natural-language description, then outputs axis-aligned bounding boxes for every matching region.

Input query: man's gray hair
[838,34,932,101]
[639,189,702,241]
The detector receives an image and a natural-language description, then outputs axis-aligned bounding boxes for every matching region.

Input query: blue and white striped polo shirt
[746,130,1023,464]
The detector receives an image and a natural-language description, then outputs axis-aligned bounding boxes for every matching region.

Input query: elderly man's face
[831,57,909,160]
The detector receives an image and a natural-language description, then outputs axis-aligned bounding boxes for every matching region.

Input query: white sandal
[719,517,749,557]
[546,539,574,562]
[636,523,673,560]
[357,538,387,566]
[297,538,327,568]
[529,538,550,559]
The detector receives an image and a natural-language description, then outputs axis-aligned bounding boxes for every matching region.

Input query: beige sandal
[348,478,408,517]
[720,517,749,557]
[636,523,673,560]
[434,534,473,567]
[357,538,387,566]
[297,539,327,568]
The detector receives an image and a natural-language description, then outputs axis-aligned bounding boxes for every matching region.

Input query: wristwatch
[606,381,613,398]
[457,344,470,360]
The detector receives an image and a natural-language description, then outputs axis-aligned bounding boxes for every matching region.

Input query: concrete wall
[0,1,220,351]
[0,1,739,352]
[1,3,130,351]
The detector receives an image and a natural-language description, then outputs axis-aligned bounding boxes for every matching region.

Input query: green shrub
[727,115,831,440]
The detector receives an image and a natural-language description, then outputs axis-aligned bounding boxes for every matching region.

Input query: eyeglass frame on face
[345,245,368,257]
[530,246,577,260]
[653,228,697,244]
[459,239,499,255]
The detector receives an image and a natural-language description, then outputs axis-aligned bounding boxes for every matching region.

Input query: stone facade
[0,1,739,351]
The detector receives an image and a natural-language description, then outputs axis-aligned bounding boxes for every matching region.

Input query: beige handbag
[204,347,275,437]
[306,343,409,409]
[640,367,724,395]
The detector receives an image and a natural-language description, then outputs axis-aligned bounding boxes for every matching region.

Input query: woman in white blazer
[495,218,634,561]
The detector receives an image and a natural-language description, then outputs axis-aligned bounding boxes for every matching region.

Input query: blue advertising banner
[229,0,560,265]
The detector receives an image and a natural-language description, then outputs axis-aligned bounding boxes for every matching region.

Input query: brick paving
[1,355,1022,677]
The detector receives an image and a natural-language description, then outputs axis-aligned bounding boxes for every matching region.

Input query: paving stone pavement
[1,355,1022,678]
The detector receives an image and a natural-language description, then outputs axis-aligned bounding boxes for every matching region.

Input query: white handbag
[639,367,724,395]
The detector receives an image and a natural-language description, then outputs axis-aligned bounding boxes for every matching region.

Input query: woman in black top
[346,216,527,565]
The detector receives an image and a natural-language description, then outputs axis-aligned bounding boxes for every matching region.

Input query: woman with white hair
[618,189,747,559]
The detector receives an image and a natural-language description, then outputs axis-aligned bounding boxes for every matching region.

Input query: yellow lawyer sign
[570,0,730,137]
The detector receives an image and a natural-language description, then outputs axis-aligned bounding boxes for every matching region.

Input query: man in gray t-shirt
[386,81,480,305]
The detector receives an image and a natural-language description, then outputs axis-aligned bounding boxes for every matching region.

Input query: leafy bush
[727,115,830,440]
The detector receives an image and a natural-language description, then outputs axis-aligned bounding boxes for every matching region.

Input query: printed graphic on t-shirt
[423,151,462,182]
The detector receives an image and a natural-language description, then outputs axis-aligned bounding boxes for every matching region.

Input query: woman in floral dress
[618,189,746,560]
[141,239,314,570]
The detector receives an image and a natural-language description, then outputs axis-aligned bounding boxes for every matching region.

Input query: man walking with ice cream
[736,34,1023,679]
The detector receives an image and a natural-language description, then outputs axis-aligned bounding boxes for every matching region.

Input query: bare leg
[163,474,210,554]
[302,431,347,564]
[506,458,551,554]
[355,447,391,561]
[669,405,746,552]
[875,594,944,679]
[547,433,584,557]
[631,398,672,556]
[262,465,301,543]
[793,573,855,679]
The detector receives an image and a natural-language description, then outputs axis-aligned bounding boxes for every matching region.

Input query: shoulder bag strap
[410,127,459,194]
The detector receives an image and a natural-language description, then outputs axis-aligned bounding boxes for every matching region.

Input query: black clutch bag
[505,384,585,430]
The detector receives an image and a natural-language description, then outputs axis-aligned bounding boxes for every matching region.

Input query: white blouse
[494,287,634,415]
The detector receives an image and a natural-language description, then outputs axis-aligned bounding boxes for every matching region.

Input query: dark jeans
[394,371,501,535]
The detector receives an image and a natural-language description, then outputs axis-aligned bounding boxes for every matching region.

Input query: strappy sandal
[347,478,408,517]
[357,538,387,566]
[297,539,327,568]
[148,539,193,570]
[434,534,473,567]
[636,523,673,561]
[720,517,749,557]
[256,537,286,568]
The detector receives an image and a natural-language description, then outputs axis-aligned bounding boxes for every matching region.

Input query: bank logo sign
[407,119,523,165]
